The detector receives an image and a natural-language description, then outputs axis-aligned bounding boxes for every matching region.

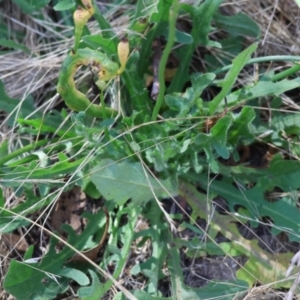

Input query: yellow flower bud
[117,38,129,74]
[81,0,94,15]
[73,1,95,52]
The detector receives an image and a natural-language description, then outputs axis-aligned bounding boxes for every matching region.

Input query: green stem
[0,137,83,167]
[57,49,118,118]
[214,56,300,75]
[100,205,139,296]
[6,137,83,168]
[151,1,178,121]
[0,138,59,167]
[271,63,300,81]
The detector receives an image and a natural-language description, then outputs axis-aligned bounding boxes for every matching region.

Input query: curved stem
[57,49,118,118]
[151,1,178,121]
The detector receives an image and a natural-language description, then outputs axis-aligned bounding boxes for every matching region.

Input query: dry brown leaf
[50,186,109,263]
[51,186,87,235]
[68,207,109,263]
[1,233,28,252]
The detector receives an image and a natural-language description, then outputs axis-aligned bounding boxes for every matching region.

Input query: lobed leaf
[91,159,177,205]
[180,181,294,288]
[210,116,232,159]
[4,210,108,299]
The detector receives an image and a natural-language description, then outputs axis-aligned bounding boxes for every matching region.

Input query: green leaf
[180,181,293,289]
[214,12,260,38]
[209,43,258,114]
[148,0,172,23]
[236,250,292,288]
[226,77,300,109]
[82,35,117,54]
[93,5,114,39]
[54,0,75,11]
[24,245,35,261]
[18,112,73,138]
[191,73,216,96]
[194,133,210,145]
[197,166,300,241]
[0,80,40,127]
[11,0,50,13]
[165,93,193,117]
[247,78,300,97]
[78,270,102,299]
[167,229,247,299]
[0,39,30,53]
[165,84,202,118]
[211,116,232,158]
[83,181,101,199]
[269,112,300,131]
[0,190,4,208]
[169,0,223,92]
[3,260,69,300]
[4,210,107,299]
[0,140,9,158]
[150,23,193,48]
[195,115,233,164]
[174,29,193,44]
[0,190,51,233]
[268,159,300,191]
[180,0,223,47]
[80,206,140,298]
[56,268,90,286]
[132,290,171,300]
[205,36,244,71]
[130,257,161,292]
[90,159,177,205]
[204,146,219,173]
[228,107,256,145]
[3,153,82,180]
